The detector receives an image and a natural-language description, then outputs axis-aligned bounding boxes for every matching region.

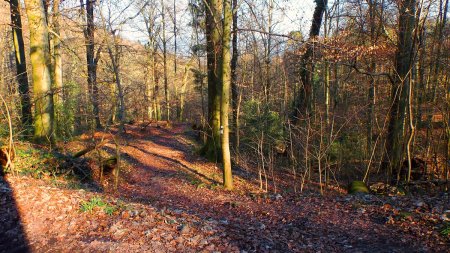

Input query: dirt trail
[1,124,448,252]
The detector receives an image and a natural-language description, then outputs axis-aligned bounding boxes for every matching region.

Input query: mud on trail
[1,123,449,252]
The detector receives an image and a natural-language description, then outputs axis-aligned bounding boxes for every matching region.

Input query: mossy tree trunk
[203,0,222,161]
[24,0,55,143]
[9,0,32,132]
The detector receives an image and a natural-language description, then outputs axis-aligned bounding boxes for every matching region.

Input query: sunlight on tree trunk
[51,0,64,135]
[221,0,233,190]
[24,0,55,143]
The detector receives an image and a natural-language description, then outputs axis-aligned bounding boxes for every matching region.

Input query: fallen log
[73,140,109,158]
[102,156,117,172]
[0,146,15,167]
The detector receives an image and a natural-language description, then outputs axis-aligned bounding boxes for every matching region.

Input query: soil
[1,123,449,252]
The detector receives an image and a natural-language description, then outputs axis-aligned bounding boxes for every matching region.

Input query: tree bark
[24,0,55,143]
[221,0,233,190]
[83,0,101,129]
[161,2,170,121]
[293,0,328,120]
[384,0,416,179]
[51,0,64,136]
[107,35,126,133]
[25,0,54,142]
[203,0,222,161]
[231,0,239,151]
[9,0,32,131]
[51,0,63,102]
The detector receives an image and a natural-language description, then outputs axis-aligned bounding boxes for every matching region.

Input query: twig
[0,94,15,175]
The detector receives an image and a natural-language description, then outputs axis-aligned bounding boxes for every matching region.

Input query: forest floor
[1,123,450,253]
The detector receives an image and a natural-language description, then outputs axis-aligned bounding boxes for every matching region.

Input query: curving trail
[1,123,448,252]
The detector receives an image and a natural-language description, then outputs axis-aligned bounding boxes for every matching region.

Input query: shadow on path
[0,168,30,253]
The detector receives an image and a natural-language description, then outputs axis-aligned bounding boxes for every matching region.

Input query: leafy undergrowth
[1,123,449,252]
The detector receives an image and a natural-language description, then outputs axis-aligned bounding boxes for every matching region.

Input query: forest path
[1,123,448,252]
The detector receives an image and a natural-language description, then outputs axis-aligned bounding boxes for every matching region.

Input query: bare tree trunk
[384,0,416,179]
[264,0,273,103]
[173,0,177,74]
[367,0,377,163]
[293,0,328,120]
[203,0,222,161]
[430,0,448,102]
[231,0,239,151]
[83,0,101,129]
[221,0,233,190]
[143,5,158,121]
[107,36,126,133]
[178,62,191,121]
[51,0,64,135]
[9,0,32,131]
[161,2,170,121]
[24,0,55,143]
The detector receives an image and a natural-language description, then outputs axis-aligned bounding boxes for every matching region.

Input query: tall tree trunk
[51,0,63,135]
[83,0,101,129]
[384,0,416,179]
[416,25,426,127]
[264,0,273,103]
[293,0,328,119]
[24,0,55,143]
[51,0,63,101]
[161,2,170,121]
[173,0,177,74]
[221,0,233,190]
[9,0,32,131]
[107,35,126,133]
[203,0,222,161]
[231,0,239,151]
[367,0,377,160]
[430,0,448,102]
[143,6,158,121]
[178,63,190,122]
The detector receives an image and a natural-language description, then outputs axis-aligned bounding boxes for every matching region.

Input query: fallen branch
[0,94,15,174]
[73,140,109,158]
[140,121,153,131]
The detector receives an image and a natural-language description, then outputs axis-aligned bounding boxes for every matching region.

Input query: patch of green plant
[241,100,285,153]
[440,223,450,236]
[208,183,221,190]
[65,181,83,190]
[398,211,413,220]
[49,178,65,188]
[15,146,58,178]
[329,132,365,163]
[104,205,117,216]
[80,197,106,213]
[80,196,117,215]
[196,182,206,189]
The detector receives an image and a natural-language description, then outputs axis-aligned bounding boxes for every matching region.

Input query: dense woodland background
[0,0,449,192]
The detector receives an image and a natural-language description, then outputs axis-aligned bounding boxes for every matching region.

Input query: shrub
[241,100,285,152]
